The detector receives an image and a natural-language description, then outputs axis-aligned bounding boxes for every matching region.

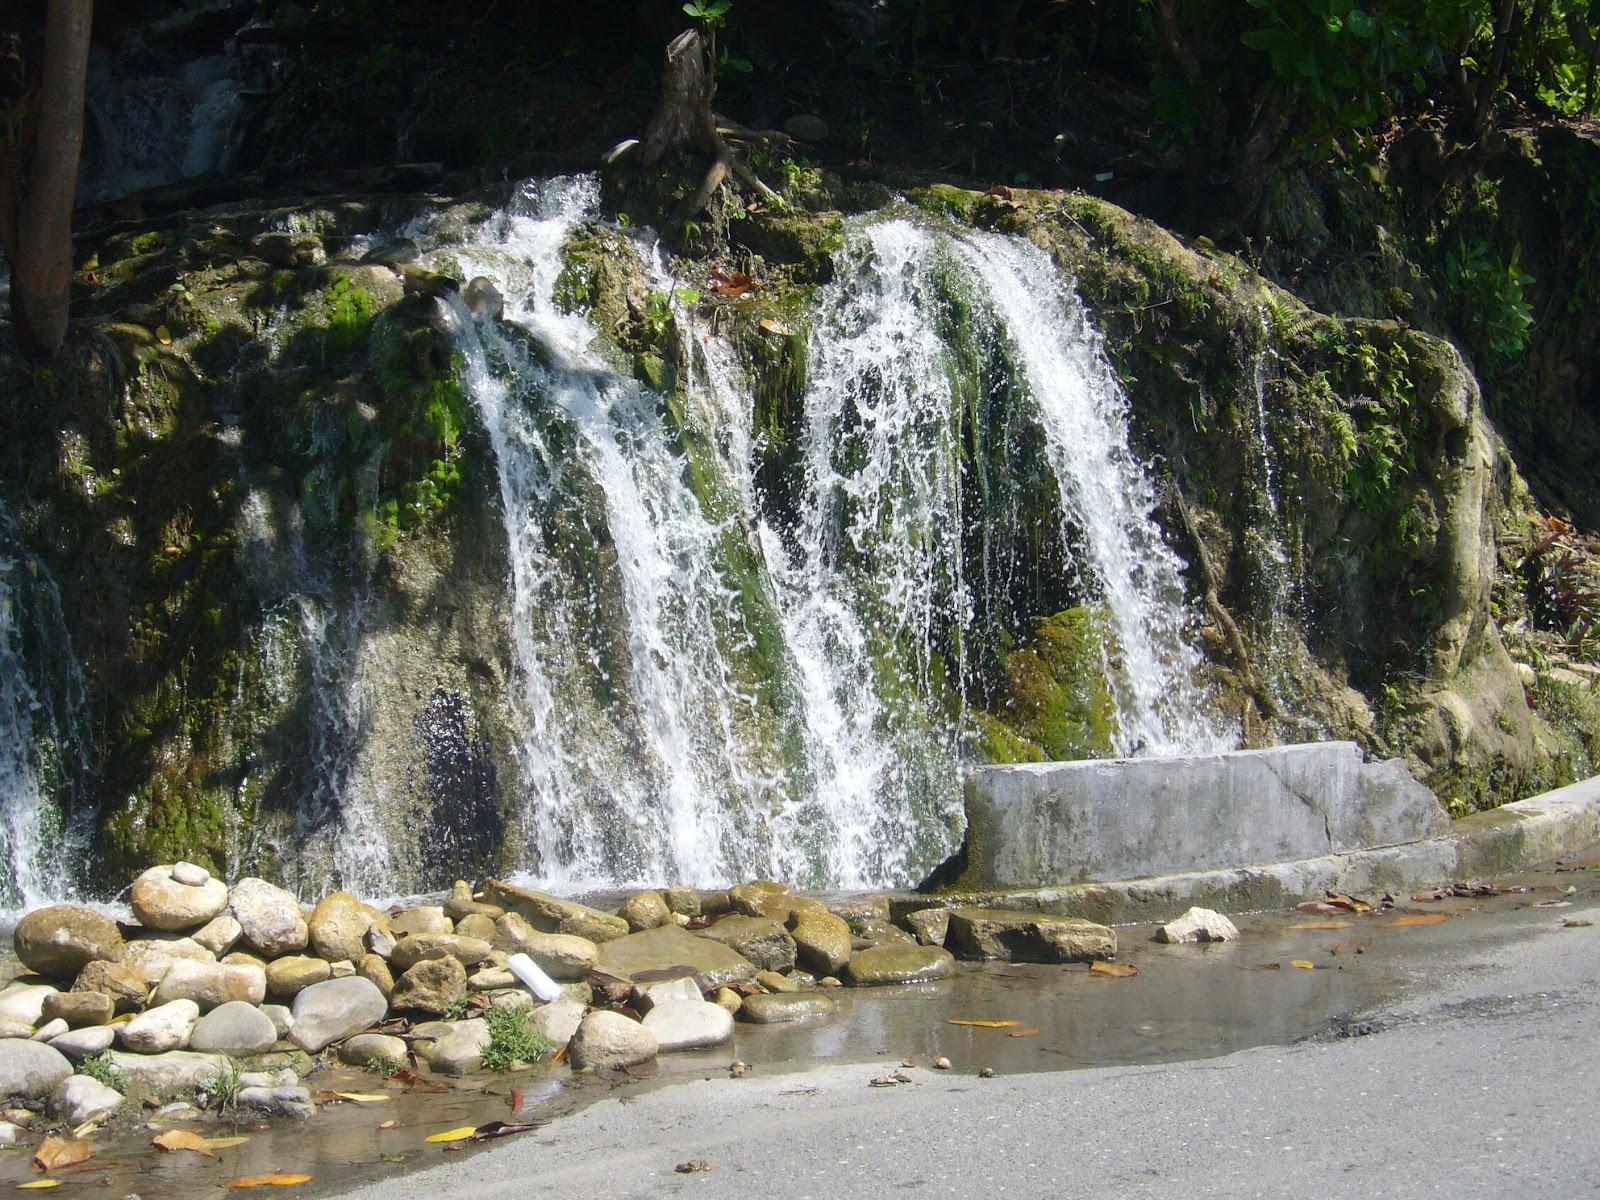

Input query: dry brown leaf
[1090,961,1138,978]
[224,1174,314,1188]
[945,1018,1021,1028]
[1387,913,1449,927]
[676,1159,712,1173]
[1563,918,1594,928]
[153,1129,215,1156]
[1006,1027,1042,1038]
[1244,962,1283,971]
[33,1136,92,1172]
[708,268,753,298]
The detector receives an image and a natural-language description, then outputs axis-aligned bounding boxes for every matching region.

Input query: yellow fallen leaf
[1291,919,1353,930]
[332,1092,391,1103]
[154,1129,215,1156]
[945,1019,1021,1029]
[1090,961,1138,978]
[205,1137,251,1150]
[17,1181,64,1190]
[758,317,792,336]
[1291,959,1316,970]
[424,1126,479,1143]
[106,1013,133,1025]
[224,1175,313,1189]
[1388,913,1449,927]
[34,1136,92,1171]
[155,324,173,345]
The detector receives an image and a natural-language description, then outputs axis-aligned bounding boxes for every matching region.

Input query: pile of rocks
[2,868,1120,1123]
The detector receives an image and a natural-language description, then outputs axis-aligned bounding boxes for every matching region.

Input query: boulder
[0,981,59,1025]
[390,932,493,971]
[236,1084,314,1116]
[454,913,498,942]
[829,894,892,922]
[945,909,1117,963]
[619,890,672,932]
[358,954,395,998]
[631,975,702,1013]
[289,977,389,1052]
[41,990,113,1027]
[106,1050,228,1098]
[308,892,389,964]
[230,878,309,956]
[48,1025,116,1059]
[568,1011,657,1070]
[388,906,452,939]
[528,999,585,1048]
[790,911,851,976]
[469,966,516,992]
[902,907,951,947]
[849,917,915,949]
[641,1000,734,1051]
[843,945,956,987]
[189,1001,278,1055]
[444,881,503,922]
[31,1017,68,1042]
[738,992,834,1023]
[391,956,468,1015]
[755,970,799,993]
[339,1033,407,1066]
[222,950,267,969]
[664,887,702,918]
[479,879,629,943]
[596,924,758,990]
[261,1004,294,1038]
[51,1074,122,1124]
[1156,907,1241,944]
[73,960,148,1012]
[783,113,830,142]
[14,905,124,977]
[118,998,201,1053]
[728,883,799,921]
[424,1019,491,1075]
[492,913,597,980]
[192,914,243,956]
[0,1039,73,1100]
[151,959,267,1010]
[0,1019,32,1038]
[130,865,229,932]
[122,936,215,985]
[696,916,796,972]
[367,925,398,958]
[266,955,332,997]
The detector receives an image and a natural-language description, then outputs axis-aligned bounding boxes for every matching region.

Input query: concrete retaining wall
[960,742,1451,889]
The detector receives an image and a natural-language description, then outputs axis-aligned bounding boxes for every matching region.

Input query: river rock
[480,879,629,943]
[713,987,742,1014]
[266,955,332,997]
[50,1073,123,1123]
[641,999,734,1051]
[829,894,892,922]
[462,276,503,321]
[171,861,210,886]
[222,950,267,969]
[192,913,243,956]
[454,913,498,943]
[728,882,798,921]
[49,1024,116,1059]
[32,1017,68,1041]
[945,908,1118,963]
[308,892,390,963]
[391,956,467,1015]
[492,913,598,980]
[41,989,113,1027]
[569,1011,657,1070]
[230,878,309,956]
[631,975,702,1013]
[902,907,951,947]
[329,959,355,977]
[119,998,201,1052]
[619,890,672,931]
[189,1001,278,1055]
[664,887,702,917]
[756,969,800,993]
[237,1084,314,1116]
[391,932,493,971]
[389,906,452,939]
[468,966,516,991]
[444,881,503,922]
[528,999,585,1048]
[130,865,229,932]
[14,905,124,977]
[367,925,398,958]
[107,1050,227,1097]
[844,944,956,987]
[358,953,395,997]
[1156,907,1240,944]
[783,113,830,142]
[0,981,59,1025]
[697,915,796,972]
[595,924,758,990]
[289,977,389,1052]
[0,1018,31,1038]
[790,910,851,976]
[425,1019,491,1075]
[0,1039,72,1100]
[74,960,147,1012]
[152,959,267,1009]
[261,1004,294,1038]
[850,917,916,949]
[122,936,215,984]
[339,1032,407,1066]
[739,992,834,1023]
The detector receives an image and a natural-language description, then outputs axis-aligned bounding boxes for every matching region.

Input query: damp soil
[3,853,1597,1199]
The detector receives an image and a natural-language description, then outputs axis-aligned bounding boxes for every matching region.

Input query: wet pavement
[3,850,1597,1199]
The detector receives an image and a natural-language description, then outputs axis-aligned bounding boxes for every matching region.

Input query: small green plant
[77,1052,123,1093]
[443,994,472,1021]
[197,1058,242,1111]
[480,1005,554,1073]
[364,1054,407,1076]
[683,0,732,33]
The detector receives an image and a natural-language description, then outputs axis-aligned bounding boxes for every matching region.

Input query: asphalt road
[331,896,1600,1200]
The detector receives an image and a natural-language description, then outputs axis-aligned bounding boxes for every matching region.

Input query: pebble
[172,861,211,887]
[933,1056,952,1070]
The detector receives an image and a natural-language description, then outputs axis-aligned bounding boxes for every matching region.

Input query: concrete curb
[899,774,1600,927]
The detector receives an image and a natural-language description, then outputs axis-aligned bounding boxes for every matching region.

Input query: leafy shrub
[480,1005,554,1072]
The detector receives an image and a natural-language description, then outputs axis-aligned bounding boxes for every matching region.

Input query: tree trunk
[640,29,718,169]
[3,0,92,362]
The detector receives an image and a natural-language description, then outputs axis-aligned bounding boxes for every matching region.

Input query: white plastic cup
[506,952,563,1004]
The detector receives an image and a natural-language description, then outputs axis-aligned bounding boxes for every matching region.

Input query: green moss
[976,607,1118,762]
[323,274,376,357]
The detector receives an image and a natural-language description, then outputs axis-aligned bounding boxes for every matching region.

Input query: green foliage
[684,0,732,33]
[77,1052,124,1093]
[443,994,471,1020]
[480,1005,554,1072]
[365,1055,407,1075]
[1444,242,1536,366]
[197,1058,242,1110]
